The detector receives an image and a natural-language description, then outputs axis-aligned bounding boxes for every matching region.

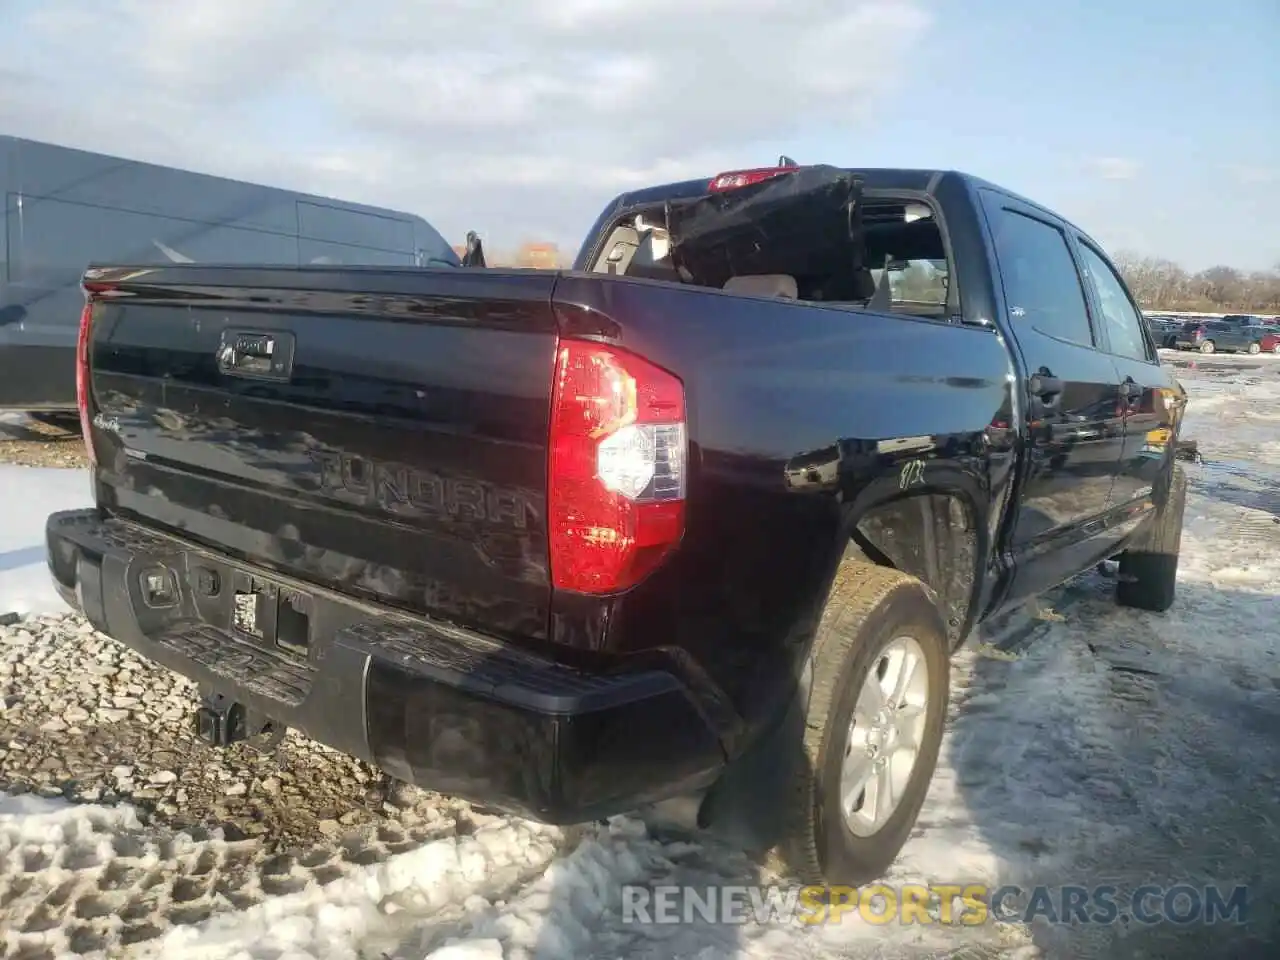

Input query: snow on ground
[1,351,1278,959]
[0,465,89,615]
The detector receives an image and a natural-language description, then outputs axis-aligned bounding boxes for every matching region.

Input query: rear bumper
[46,509,726,822]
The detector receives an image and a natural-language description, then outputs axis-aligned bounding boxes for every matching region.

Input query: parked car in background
[1,135,457,414]
[1143,314,1179,348]
[1173,314,1270,353]
[1259,329,1280,354]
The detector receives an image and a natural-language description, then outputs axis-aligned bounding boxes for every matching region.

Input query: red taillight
[76,298,96,465]
[548,339,688,594]
[707,165,797,192]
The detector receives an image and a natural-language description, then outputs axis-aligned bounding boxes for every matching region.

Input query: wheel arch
[841,471,990,650]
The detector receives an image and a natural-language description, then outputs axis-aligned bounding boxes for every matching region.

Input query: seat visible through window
[722,274,799,298]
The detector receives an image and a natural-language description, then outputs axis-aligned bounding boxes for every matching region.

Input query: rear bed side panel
[88,266,560,641]
[552,274,1017,735]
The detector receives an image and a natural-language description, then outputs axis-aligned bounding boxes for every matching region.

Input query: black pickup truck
[47,164,1189,885]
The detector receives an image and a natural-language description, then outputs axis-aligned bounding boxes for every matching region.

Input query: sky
[0,0,1275,271]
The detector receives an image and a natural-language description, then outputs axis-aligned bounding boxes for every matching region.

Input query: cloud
[1083,157,1142,181]
[1222,164,1278,185]
[0,0,931,248]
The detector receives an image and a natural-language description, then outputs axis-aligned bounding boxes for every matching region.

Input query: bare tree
[1109,250,1279,312]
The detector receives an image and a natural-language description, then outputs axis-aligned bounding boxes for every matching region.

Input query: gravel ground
[0,612,516,954]
[0,612,486,848]
[0,415,90,469]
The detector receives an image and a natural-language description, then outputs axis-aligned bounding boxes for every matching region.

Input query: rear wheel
[1117,465,1187,613]
[1199,340,1215,354]
[1272,343,1280,355]
[770,561,949,885]
[1248,342,1261,355]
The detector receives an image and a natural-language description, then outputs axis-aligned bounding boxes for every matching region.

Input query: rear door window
[1075,241,1154,363]
[987,207,1096,348]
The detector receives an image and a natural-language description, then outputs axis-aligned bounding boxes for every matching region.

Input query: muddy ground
[0,415,91,469]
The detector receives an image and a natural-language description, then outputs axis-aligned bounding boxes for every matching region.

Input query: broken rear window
[588,166,955,321]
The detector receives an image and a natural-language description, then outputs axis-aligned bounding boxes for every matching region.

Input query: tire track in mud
[1,794,569,959]
[3,806,303,955]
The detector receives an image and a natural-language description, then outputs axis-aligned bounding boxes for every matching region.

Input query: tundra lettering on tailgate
[315,451,539,529]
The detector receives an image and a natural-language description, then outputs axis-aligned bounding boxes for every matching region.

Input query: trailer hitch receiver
[193,691,285,752]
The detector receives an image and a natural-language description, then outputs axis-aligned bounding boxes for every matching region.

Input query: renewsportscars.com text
[620,883,1249,927]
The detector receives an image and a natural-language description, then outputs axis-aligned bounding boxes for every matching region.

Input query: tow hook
[193,690,285,752]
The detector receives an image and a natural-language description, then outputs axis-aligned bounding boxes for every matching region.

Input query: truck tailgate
[85,266,559,640]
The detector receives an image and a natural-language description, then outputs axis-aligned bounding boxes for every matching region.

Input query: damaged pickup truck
[47,163,1189,884]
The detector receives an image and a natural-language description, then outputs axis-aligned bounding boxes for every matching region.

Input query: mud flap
[696,659,815,853]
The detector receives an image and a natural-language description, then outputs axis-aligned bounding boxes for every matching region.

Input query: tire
[770,561,949,886]
[1116,465,1187,613]
[1199,340,1215,354]
[1272,343,1280,355]
[1248,342,1261,355]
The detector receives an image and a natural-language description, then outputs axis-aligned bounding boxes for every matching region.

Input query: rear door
[979,191,1127,603]
[1072,237,1180,511]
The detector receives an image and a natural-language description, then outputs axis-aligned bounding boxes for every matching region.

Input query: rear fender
[697,469,987,851]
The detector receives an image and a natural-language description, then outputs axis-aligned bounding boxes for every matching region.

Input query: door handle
[1029,374,1064,399]
[217,329,294,381]
[234,333,275,359]
[220,334,275,375]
